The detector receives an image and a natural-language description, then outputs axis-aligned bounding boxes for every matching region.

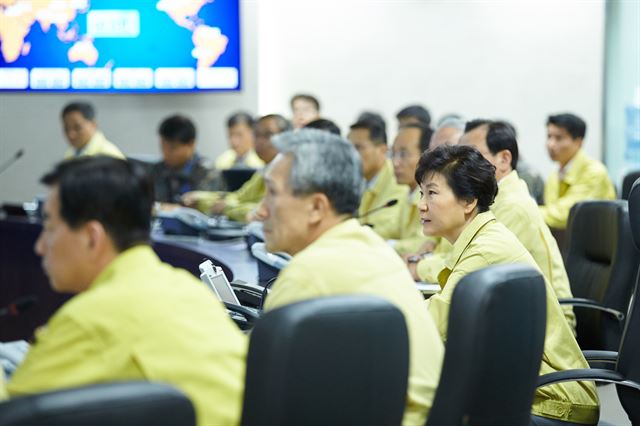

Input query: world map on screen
[0,0,241,91]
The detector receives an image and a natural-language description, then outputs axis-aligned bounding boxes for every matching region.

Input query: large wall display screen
[0,0,241,92]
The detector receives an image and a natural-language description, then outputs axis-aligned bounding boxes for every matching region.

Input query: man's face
[161,138,195,169]
[459,126,498,168]
[546,124,581,166]
[292,99,319,129]
[254,118,281,164]
[430,127,462,149]
[397,116,422,128]
[228,123,255,156]
[392,127,422,187]
[62,111,97,149]
[34,186,92,293]
[348,128,387,181]
[417,172,474,244]
[257,155,312,255]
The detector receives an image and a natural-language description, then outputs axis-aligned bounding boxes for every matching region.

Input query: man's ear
[498,149,512,170]
[83,220,109,254]
[307,193,331,226]
[575,137,584,148]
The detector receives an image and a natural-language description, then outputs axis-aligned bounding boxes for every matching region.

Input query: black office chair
[621,170,640,200]
[559,200,640,351]
[0,381,195,426]
[537,178,640,425]
[427,264,547,426]
[241,295,409,426]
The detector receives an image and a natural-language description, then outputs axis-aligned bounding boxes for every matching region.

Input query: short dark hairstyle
[304,118,341,135]
[41,156,153,251]
[258,114,292,133]
[399,123,433,153]
[227,111,255,129]
[396,105,431,126]
[357,111,387,134]
[61,101,95,121]
[290,94,320,112]
[415,145,498,213]
[465,119,519,169]
[158,115,196,144]
[349,118,387,146]
[547,113,586,139]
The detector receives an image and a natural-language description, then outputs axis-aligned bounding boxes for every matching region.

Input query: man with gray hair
[256,129,444,425]
[429,117,465,149]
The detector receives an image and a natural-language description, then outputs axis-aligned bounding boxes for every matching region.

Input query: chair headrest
[629,178,640,251]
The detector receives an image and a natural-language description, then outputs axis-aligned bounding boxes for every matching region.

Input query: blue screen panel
[0,0,241,92]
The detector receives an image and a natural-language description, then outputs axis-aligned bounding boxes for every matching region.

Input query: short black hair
[547,113,586,139]
[415,145,498,213]
[396,105,431,126]
[41,156,153,251]
[290,94,320,112]
[399,123,433,153]
[62,101,95,121]
[158,115,196,144]
[357,111,387,134]
[486,121,519,169]
[349,118,387,146]
[464,119,519,169]
[304,118,341,135]
[227,111,255,129]
[258,114,292,133]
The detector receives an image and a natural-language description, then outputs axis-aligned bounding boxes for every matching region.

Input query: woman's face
[417,172,477,244]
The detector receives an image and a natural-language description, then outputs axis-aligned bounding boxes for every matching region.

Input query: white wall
[0,1,258,203]
[257,0,605,177]
[0,0,605,203]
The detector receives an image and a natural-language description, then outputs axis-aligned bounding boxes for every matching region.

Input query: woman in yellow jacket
[416,145,599,426]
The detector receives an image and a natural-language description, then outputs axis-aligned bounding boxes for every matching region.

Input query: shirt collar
[90,245,157,290]
[443,210,497,270]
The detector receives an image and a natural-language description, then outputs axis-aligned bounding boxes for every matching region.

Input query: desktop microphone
[357,199,399,219]
[0,295,37,317]
[0,149,24,176]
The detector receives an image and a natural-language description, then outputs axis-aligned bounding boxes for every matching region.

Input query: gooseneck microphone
[0,149,25,176]
[357,198,399,219]
[0,295,37,317]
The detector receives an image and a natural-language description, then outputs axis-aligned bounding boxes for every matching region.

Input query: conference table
[0,215,258,342]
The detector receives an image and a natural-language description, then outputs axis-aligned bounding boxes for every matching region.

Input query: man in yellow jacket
[61,101,124,160]
[3,157,247,426]
[541,113,616,229]
[257,129,444,425]
[461,119,576,331]
[183,114,290,222]
[348,118,408,240]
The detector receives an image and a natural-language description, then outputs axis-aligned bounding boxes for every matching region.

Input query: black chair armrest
[224,302,261,331]
[537,369,640,391]
[558,298,625,321]
[582,350,618,364]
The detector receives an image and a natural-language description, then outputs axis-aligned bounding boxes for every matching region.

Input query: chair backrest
[0,382,195,426]
[617,178,640,423]
[241,295,409,426]
[427,264,546,426]
[563,200,640,350]
[621,170,640,200]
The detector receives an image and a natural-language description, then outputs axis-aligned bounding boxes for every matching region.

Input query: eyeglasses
[390,150,418,161]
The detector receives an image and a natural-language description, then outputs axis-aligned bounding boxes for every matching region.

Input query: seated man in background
[183,114,291,222]
[61,101,124,160]
[396,104,432,129]
[290,93,321,129]
[150,114,219,204]
[541,113,615,229]
[416,145,598,425]
[4,157,246,426]
[348,118,407,240]
[304,118,341,135]
[390,123,433,255]
[215,111,264,170]
[461,119,576,331]
[428,117,465,149]
[257,129,444,425]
